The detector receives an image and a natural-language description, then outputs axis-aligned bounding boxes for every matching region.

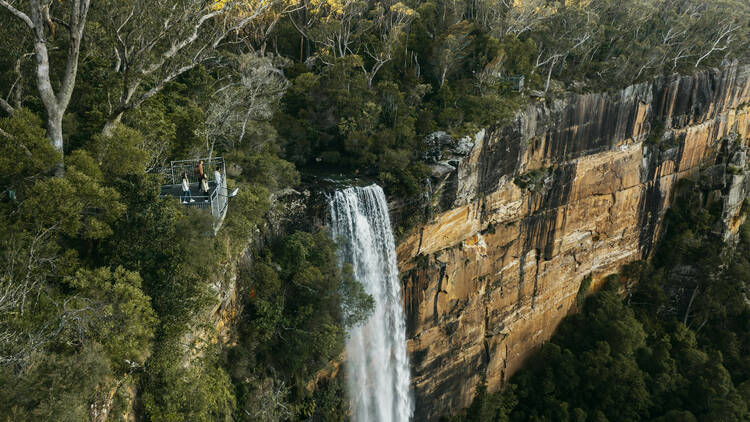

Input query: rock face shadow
[398,63,750,421]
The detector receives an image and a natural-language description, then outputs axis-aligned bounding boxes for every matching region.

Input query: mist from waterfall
[328,184,413,422]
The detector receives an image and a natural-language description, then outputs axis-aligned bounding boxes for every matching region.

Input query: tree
[0,0,92,175]
[691,1,745,68]
[433,21,474,87]
[95,0,275,131]
[0,14,31,116]
[531,3,594,93]
[293,0,369,62]
[360,1,415,87]
[62,266,157,421]
[0,109,60,189]
[204,53,289,153]
[503,0,555,37]
[0,344,111,421]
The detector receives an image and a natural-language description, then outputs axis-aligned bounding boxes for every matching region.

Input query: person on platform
[200,173,209,201]
[181,173,194,203]
[213,168,222,188]
[196,160,205,180]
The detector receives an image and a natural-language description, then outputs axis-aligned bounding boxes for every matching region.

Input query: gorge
[395,62,750,420]
[3,0,750,419]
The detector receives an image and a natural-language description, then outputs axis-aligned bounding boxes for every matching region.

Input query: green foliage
[19,166,125,239]
[0,344,111,421]
[0,101,258,421]
[276,50,500,197]
[456,181,750,421]
[314,378,346,420]
[129,73,210,161]
[0,109,60,189]
[88,124,149,179]
[105,207,217,332]
[64,267,157,371]
[220,182,272,245]
[253,231,373,378]
[269,0,748,197]
[226,151,300,192]
[647,120,666,145]
[228,230,373,419]
[125,98,177,161]
[456,382,517,422]
[142,343,236,422]
[576,274,592,311]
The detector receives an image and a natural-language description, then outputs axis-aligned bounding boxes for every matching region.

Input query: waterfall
[328,184,413,422]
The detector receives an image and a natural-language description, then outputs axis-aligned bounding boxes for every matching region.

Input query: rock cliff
[396,62,750,420]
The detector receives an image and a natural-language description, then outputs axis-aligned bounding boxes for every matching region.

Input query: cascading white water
[328,184,413,422]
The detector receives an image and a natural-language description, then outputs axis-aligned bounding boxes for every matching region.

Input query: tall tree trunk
[47,109,65,176]
[544,57,557,94]
[102,111,124,135]
[1,0,91,176]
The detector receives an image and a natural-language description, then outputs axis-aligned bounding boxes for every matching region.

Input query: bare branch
[694,20,740,68]
[0,0,35,30]
[100,0,274,130]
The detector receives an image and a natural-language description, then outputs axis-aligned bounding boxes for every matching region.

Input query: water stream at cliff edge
[328,184,413,422]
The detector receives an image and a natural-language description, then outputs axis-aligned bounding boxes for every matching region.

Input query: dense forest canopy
[1,0,749,420]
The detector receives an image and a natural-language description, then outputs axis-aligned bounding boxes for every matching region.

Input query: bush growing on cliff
[228,230,374,420]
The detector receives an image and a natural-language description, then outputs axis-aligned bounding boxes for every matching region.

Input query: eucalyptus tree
[292,0,369,63]
[0,0,91,175]
[94,0,276,132]
[433,21,474,87]
[360,1,416,87]
[689,0,747,68]
[204,53,289,153]
[531,3,594,93]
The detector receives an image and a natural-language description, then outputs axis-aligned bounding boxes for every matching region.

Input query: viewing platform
[153,157,229,232]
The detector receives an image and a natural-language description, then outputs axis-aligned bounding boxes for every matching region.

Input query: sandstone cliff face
[396,63,750,420]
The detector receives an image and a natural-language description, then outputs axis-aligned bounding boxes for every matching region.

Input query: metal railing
[154,157,227,185]
[153,157,229,232]
[210,176,229,224]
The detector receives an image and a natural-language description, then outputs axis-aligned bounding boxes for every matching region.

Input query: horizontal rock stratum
[396,62,750,421]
